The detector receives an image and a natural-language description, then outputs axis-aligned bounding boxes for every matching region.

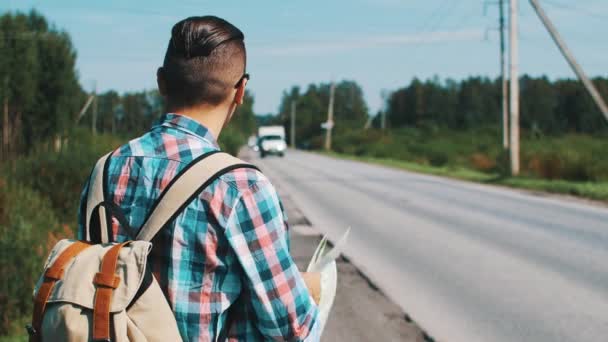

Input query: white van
[258,126,287,157]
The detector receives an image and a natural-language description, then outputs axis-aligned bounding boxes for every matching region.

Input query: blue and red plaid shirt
[77,113,319,341]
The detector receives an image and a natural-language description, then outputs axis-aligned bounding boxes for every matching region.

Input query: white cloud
[251,29,485,57]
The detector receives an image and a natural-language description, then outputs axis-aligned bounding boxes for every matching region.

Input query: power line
[417,0,453,33]
[449,3,482,31]
[427,1,461,33]
[407,0,466,66]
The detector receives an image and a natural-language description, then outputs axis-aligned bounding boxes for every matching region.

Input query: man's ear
[234,77,248,105]
[157,67,167,97]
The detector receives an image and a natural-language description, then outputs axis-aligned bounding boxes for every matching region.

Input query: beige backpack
[27,151,254,342]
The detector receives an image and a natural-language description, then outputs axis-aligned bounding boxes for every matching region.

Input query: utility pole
[324,82,335,151]
[92,82,97,135]
[380,89,387,131]
[529,0,608,121]
[290,100,296,148]
[499,0,509,149]
[509,0,520,175]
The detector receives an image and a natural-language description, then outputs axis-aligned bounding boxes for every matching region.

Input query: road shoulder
[290,229,427,341]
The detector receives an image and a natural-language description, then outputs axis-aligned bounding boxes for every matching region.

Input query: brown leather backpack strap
[92,242,129,341]
[30,241,92,342]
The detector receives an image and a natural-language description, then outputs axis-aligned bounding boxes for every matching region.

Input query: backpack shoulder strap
[85,152,112,243]
[136,152,259,242]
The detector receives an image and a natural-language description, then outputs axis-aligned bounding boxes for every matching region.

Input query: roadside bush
[427,150,449,167]
[219,127,247,156]
[7,129,124,222]
[0,129,122,337]
[309,135,326,150]
[560,154,596,182]
[470,153,496,172]
[521,134,608,182]
[0,177,65,335]
[333,129,385,156]
[526,153,563,180]
[364,140,403,159]
[329,126,608,184]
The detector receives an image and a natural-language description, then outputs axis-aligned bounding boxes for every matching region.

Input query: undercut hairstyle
[162,16,246,109]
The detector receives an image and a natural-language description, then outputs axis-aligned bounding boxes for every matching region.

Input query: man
[78,16,320,341]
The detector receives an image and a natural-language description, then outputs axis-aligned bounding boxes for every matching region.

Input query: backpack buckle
[25,324,37,337]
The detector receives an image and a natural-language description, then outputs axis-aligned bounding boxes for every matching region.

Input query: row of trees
[273,75,608,149]
[0,10,84,161]
[90,90,163,136]
[91,89,257,148]
[384,76,608,134]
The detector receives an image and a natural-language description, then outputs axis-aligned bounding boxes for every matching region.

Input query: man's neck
[167,104,231,139]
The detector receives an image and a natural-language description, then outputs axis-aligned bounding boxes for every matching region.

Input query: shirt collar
[153,113,219,148]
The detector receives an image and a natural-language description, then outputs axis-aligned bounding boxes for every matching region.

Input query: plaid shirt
[77,113,319,341]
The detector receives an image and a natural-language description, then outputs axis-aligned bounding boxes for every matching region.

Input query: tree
[520,75,558,134]
[0,10,84,159]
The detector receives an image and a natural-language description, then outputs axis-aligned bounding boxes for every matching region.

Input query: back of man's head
[161,16,246,109]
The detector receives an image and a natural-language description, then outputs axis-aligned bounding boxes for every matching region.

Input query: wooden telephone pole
[528,0,608,121]
[324,82,335,151]
[499,0,509,149]
[509,0,520,175]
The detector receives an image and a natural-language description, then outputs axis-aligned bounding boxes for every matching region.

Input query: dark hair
[161,16,246,108]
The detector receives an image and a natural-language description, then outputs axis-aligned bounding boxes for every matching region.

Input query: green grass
[0,317,28,342]
[321,151,608,202]
[331,127,608,181]
[0,335,27,342]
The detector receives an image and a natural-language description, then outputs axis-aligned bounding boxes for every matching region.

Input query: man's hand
[301,272,321,305]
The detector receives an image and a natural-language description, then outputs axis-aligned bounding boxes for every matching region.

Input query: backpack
[27,151,257,342]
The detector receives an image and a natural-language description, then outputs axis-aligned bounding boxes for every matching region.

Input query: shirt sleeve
[221,178,319,341]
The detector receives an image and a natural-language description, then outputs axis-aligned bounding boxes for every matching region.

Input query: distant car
[258,135,286,158]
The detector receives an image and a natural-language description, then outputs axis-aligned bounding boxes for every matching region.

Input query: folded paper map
[306,228,350,335]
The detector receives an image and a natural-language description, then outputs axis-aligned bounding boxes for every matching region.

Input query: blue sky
[2,0,607,115]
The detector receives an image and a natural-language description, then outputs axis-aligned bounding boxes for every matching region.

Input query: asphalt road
[254,149,608,342]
